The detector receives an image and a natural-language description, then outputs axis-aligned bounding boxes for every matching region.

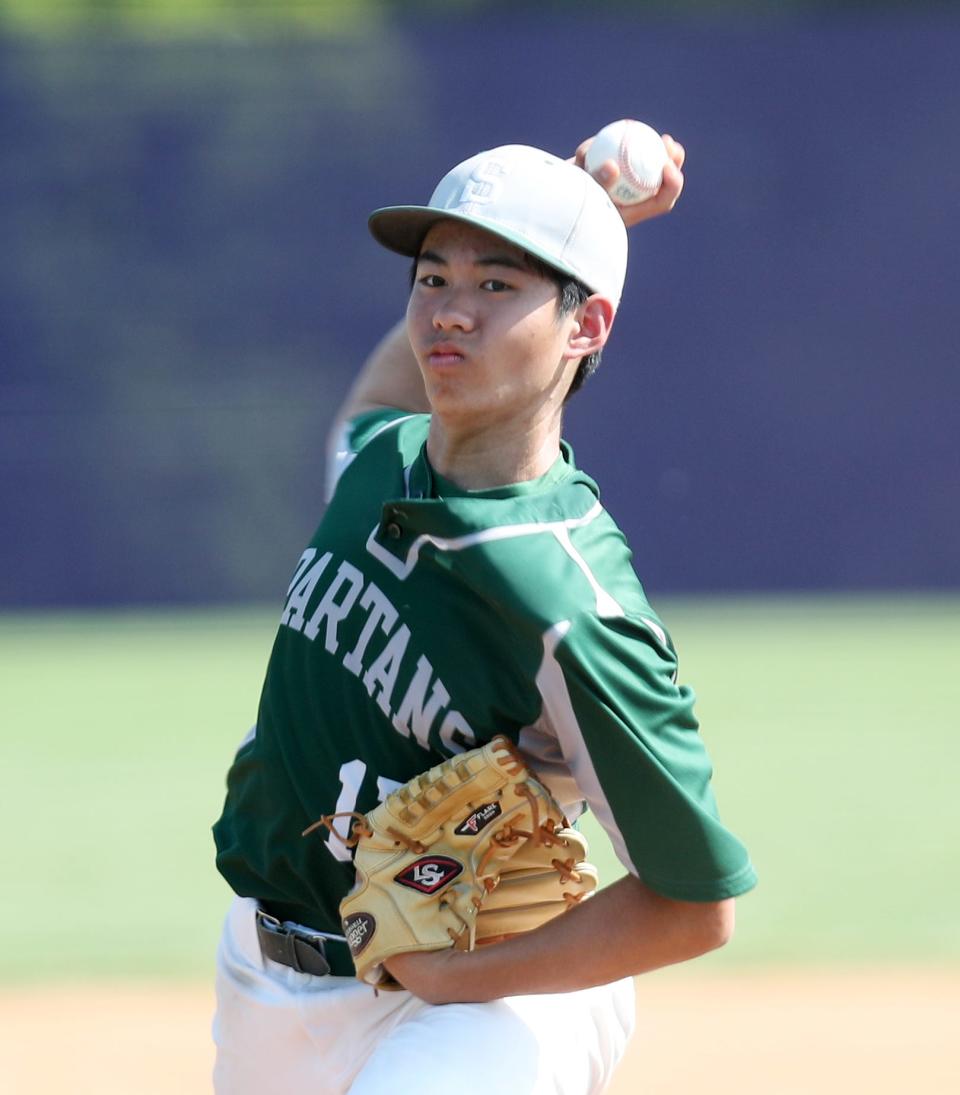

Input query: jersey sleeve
[325,407,421,502]
[549,611,757,902]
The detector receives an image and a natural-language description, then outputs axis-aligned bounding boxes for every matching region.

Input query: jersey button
[385,521,402,539]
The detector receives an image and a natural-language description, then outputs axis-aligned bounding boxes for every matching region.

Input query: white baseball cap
[368,144,629,305]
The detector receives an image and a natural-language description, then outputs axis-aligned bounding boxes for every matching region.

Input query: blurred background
[1,1,958,1092]
[3,0,959,603]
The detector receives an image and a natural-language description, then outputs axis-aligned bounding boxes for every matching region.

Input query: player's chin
[421,377,477,417]
[421,356,470,393]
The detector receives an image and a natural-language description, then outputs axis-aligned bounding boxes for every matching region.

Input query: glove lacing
[304,738,588,954]
[301,811,373,846]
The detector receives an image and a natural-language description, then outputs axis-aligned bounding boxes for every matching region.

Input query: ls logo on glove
[395,856,463,894]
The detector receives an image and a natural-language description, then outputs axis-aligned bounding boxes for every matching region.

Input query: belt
[255,907,355,977]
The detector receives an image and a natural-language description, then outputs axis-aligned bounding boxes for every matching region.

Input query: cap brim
[368,205,596,293]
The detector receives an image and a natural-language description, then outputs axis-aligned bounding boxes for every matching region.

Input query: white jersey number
[324,759,402,863]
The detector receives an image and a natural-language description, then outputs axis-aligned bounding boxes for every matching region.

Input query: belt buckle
[256,908,282,932]
[256,908,330,975]
[290,923,329,955]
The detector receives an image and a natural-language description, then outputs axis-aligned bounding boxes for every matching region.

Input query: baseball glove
[475,823,598,945]
[305,735,596,989]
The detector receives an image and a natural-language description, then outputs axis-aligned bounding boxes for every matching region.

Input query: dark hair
[408,249,602,400]
[522,255,600,400]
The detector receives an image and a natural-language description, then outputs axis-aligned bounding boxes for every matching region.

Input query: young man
[212,132,756,1094]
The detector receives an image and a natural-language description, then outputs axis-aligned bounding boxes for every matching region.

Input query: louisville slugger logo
[454,802,501,837]
[343,912,376,956]
[394,856,463,894]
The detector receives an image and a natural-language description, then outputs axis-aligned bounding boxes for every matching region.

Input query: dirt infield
[1,968,957,1094]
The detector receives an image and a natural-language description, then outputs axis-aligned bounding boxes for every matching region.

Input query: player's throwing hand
[573,127,685,227]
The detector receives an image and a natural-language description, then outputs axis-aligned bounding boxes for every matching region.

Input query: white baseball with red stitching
[585,118,668,206]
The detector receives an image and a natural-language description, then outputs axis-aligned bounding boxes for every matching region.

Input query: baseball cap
[368,145,629,306]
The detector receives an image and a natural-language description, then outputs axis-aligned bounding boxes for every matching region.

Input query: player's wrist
[383,947,463,1003]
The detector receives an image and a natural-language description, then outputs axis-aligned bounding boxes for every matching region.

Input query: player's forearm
[386,875,734,1005]
[332,319,430,427]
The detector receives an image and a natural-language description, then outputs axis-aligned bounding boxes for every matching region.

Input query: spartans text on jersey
[280,548,476,754]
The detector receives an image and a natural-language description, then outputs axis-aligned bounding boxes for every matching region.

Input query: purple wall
[2,10,958,604]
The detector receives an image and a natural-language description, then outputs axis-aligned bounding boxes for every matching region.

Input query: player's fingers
[615,159,684,227]
[648,158,684,216]
[655,159,684,209]
[574,128,683,226]
[591,158,620,190]
[571,142,621,190]
[572,138,592,168]
[573,139,625,190]
[661,134,686,170]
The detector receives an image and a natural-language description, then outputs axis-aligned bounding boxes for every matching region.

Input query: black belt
[255,908,355,977]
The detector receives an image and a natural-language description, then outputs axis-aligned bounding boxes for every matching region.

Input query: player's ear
[565,295,615,360]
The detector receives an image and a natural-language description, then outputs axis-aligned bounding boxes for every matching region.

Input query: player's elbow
[692,897,736,956]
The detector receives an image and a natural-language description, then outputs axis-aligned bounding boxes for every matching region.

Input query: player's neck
[425,414,563,492]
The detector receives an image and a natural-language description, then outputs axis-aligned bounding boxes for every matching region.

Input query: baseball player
[212,128,756,1094]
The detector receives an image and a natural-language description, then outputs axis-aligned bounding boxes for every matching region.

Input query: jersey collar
[405,440,578,502]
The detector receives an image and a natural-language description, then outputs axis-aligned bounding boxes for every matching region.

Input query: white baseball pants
[213,896,636,1095]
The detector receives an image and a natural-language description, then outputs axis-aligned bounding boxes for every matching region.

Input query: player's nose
[431,290,476,333]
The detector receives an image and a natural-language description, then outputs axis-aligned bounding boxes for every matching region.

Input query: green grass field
[2,595,957,983]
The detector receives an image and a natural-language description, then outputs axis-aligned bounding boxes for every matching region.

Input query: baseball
[585,119,668,205]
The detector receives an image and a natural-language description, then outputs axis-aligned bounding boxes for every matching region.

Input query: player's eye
[481,279,511,292]
[417,273,445,288]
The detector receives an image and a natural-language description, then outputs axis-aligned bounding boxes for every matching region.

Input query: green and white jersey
[214,409,756,934]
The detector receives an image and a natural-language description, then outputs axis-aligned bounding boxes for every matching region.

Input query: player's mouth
[426,342,467,368]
